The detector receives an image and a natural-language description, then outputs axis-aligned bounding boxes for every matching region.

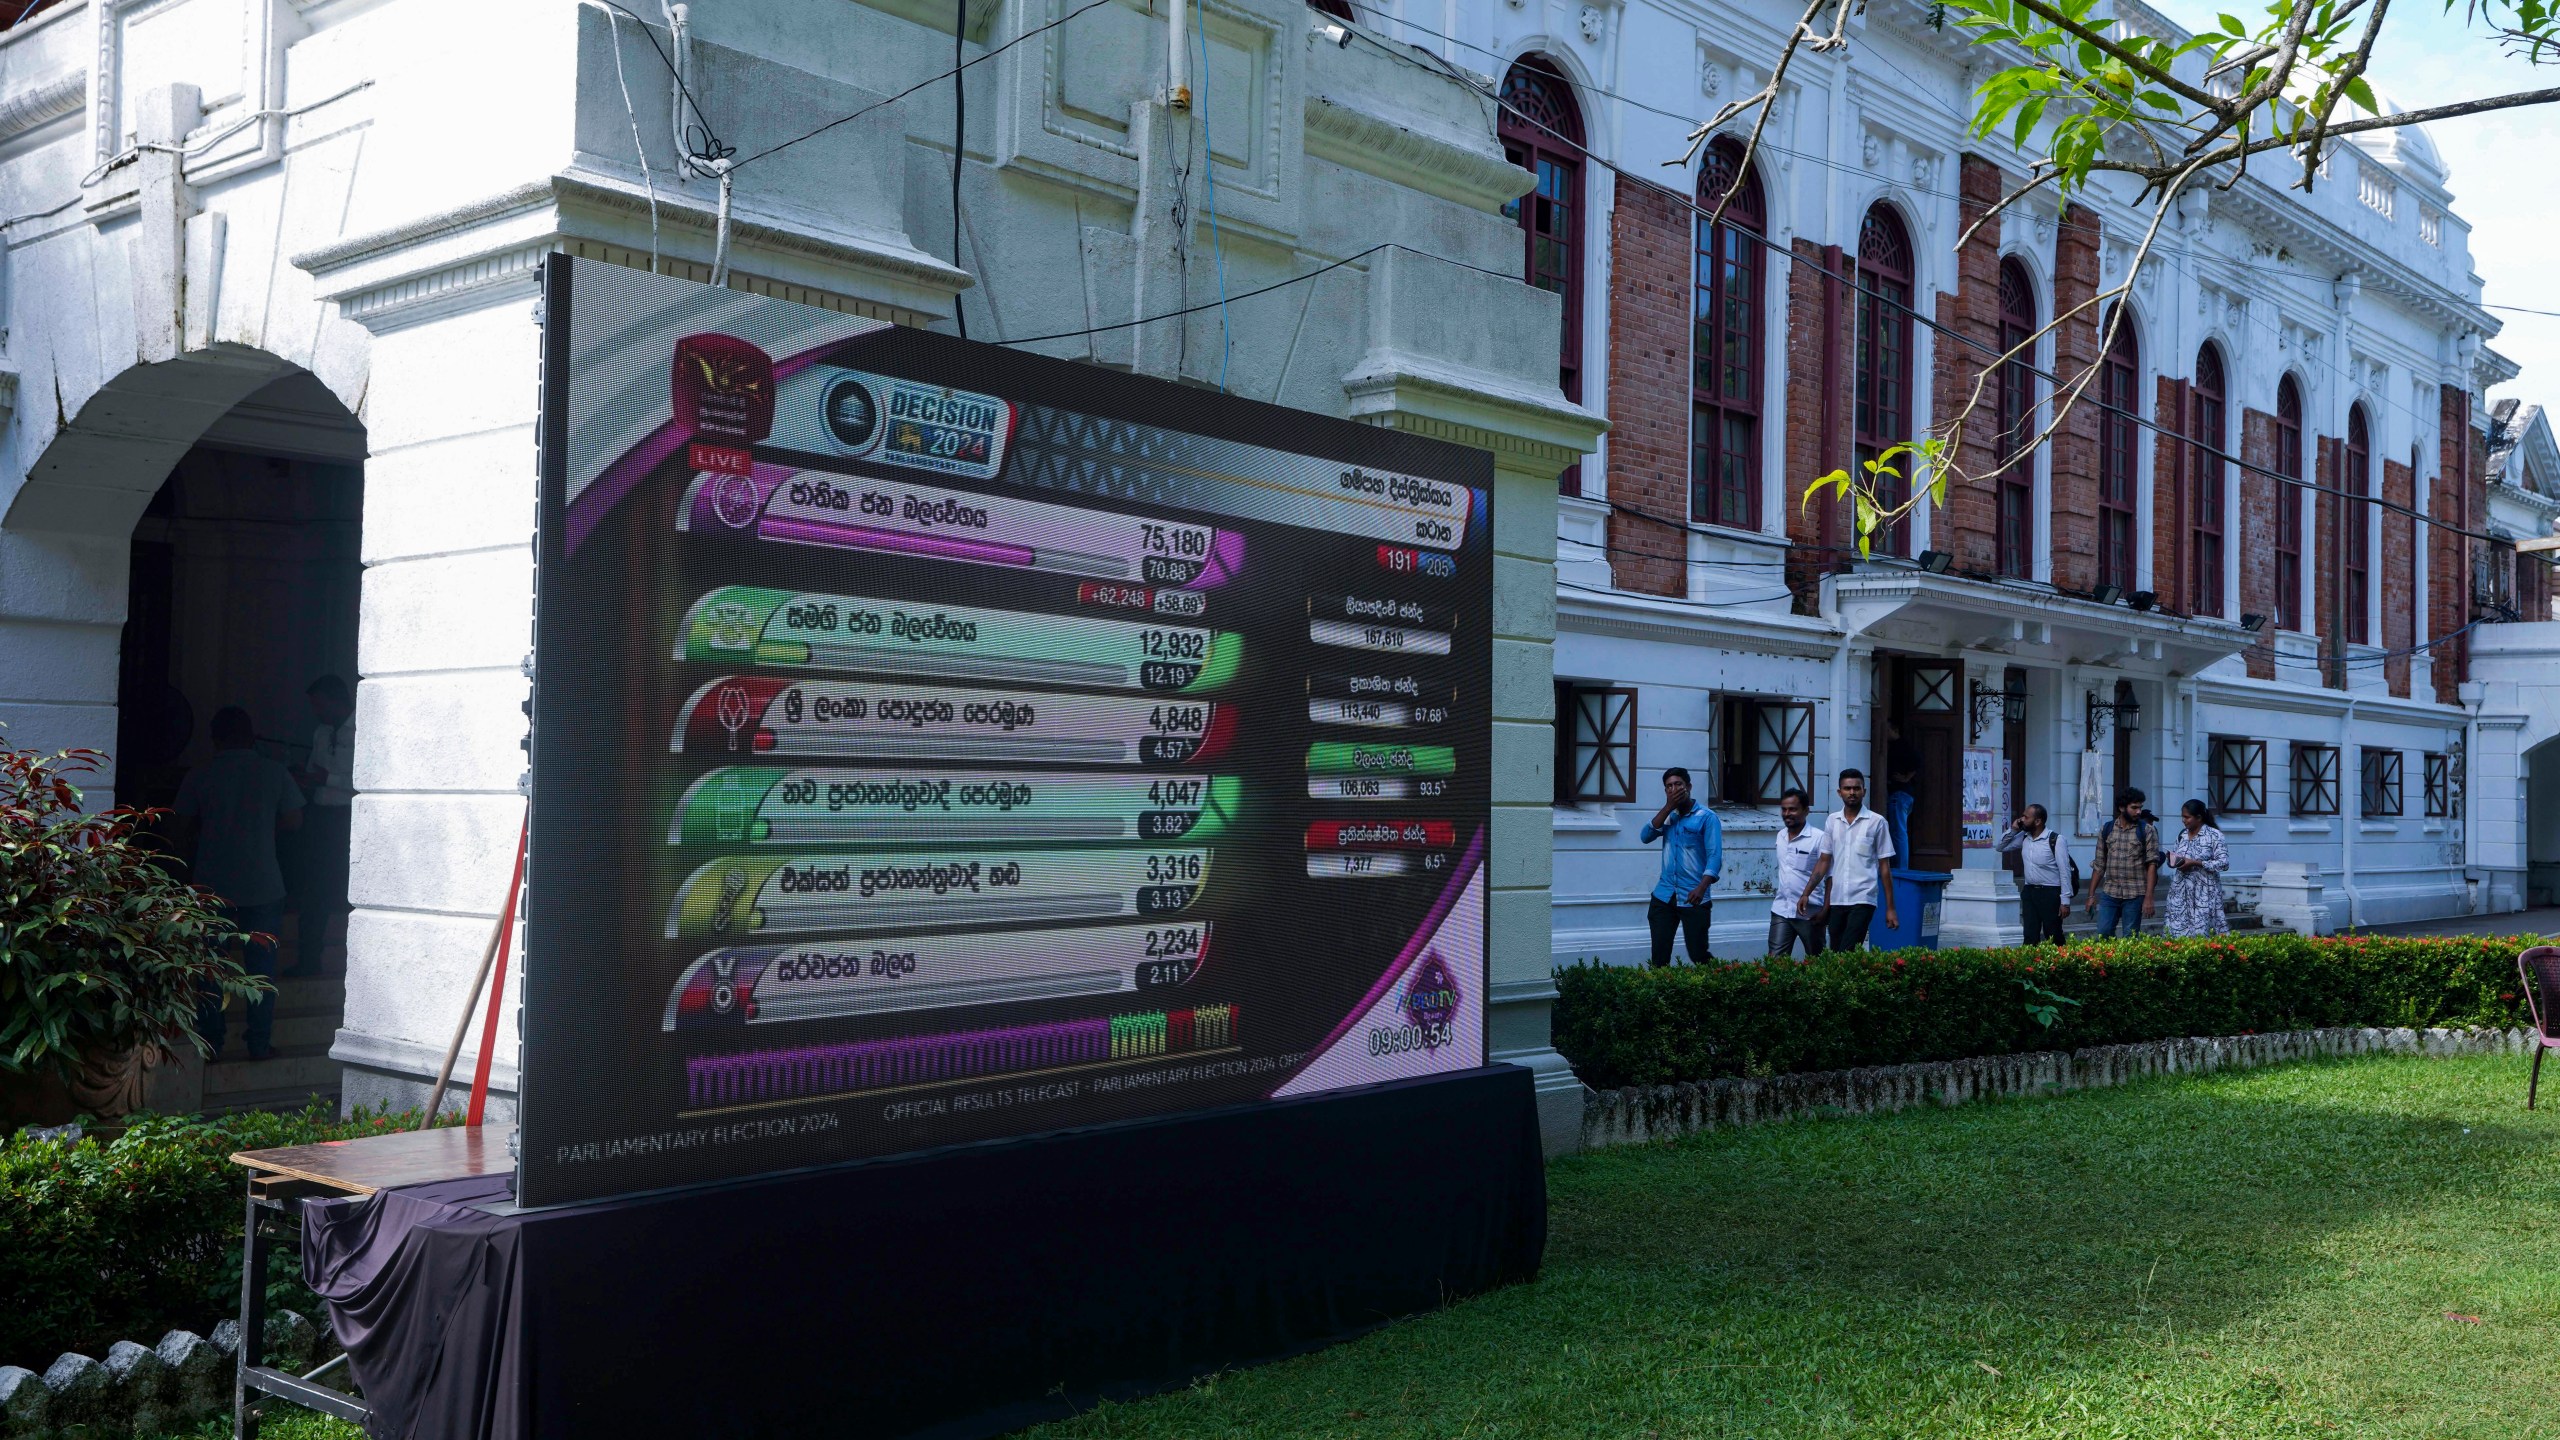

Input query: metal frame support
[235,1187,371,1438]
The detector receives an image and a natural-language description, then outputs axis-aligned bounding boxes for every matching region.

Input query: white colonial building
[4,0,2550,1155]
[0,0,1603,1146]
[1383,0,2548,957]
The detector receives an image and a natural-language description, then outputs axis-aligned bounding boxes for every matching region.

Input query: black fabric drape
[304,1066,1545,1440]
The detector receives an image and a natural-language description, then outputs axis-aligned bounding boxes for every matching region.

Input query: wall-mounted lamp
[2092,583,2125,606]
[1917,549,1954,574]
[2240,612,2268,633]
[2086,689,2143,741]
[2126,590,2158,613]
[1970,676,2030,740]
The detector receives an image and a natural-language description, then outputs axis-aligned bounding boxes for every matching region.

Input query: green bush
[1,741,257,1082]
[1552,933,2545,1092]
[0,1103,439,1367]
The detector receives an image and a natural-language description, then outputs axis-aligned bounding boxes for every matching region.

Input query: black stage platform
[301,1065,1546,1440]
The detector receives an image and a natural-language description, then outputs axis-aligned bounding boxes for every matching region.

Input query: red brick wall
[1929,155,2005,575]
[2431,386,2477,705]
[2049,204,2102,596]
[2237,408,2278,679]
[1603,174,1690,597]
[2381,457,2414,697]
[2153,375,2188,612]
[1785,238,1850,612]
[2315,434,2341,686]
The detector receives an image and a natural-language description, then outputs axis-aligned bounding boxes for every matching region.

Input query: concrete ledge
[1581,1026,2538,1150]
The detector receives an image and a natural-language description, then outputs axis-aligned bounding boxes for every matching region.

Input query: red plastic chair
[2521,947,2560,1109]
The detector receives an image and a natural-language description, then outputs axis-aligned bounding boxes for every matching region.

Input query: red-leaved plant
[0,740,260,1080]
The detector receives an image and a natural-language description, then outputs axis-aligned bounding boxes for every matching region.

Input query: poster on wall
[1962,747,2001,848]
[519,258,1492,1207]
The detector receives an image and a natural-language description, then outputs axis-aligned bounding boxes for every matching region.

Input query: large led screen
[519,258,1492,1205]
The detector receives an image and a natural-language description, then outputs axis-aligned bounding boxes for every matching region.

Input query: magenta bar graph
[685,1005,1239,1110]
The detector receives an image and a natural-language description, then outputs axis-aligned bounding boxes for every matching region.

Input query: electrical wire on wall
[511,2,2560,605]
[592,2,662,273]
[1347,25,2560,574]
[951,0,969,338]
[1195,0,1231,390]
[727,0,1117,170]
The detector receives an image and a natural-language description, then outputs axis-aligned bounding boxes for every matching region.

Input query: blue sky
[2150,0,2560,403]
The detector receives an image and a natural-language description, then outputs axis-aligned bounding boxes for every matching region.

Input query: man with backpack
[1997,804,2075,946]
[2085,787,2159,938]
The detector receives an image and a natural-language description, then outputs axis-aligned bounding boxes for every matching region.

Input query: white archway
[1,347,366,798]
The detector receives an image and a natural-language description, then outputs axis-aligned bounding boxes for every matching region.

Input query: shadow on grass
[1547,1052,2552,1333]
[1026,1053,2560,1439]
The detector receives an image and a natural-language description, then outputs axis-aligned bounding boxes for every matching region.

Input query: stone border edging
[0,1309,340,1440]
[1580,1027,2540,1150]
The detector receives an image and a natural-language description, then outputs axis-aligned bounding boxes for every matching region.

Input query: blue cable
[1195,0,1232,391]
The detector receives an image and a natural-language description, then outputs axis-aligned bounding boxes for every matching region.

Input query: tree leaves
[1796,440,1950,561]
[0,743,257,1081]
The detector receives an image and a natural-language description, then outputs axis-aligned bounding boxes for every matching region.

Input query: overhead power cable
[1344,26,2552,566]
[729,0,1117,171]
[510,0,2556,585]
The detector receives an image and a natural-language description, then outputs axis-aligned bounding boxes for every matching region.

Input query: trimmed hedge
[1,1103,435,1368]
[1552,933,2546,1092]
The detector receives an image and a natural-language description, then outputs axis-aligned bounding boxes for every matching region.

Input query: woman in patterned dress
[2161,799,2230,938]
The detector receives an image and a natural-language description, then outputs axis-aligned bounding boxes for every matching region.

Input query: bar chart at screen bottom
[683,1004,1240,1111]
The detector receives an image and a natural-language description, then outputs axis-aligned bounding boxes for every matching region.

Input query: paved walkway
[2348,906,2560,939]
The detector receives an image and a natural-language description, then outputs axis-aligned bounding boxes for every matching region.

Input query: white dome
[2347,93,2447,182]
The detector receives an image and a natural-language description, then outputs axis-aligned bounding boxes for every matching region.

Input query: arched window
[1692,140,1765,528]
[2275,375,2305,632]
[1500,55,1585,493]
[1856,204,1915,556]
[2187,344,2227,616]
[1996,259,2039,578]
[2346,403,2372,644]
[2097,310,2140,593]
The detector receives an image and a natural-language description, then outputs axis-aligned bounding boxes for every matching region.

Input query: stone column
[1938,869,2023,949]
[2255,859,2334,935]
[1345,248,1606,1156]
[298,263,546,1116]
[1939,649,2024,950]
[2475,710,2528,913]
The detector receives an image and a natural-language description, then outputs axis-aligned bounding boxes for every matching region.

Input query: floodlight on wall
[2092,583,2125,606]
[2126,590,2158,613]
[2240,612,2268,633]
[1917,549,1954,574]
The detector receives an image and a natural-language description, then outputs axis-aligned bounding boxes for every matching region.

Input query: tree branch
[1679,0,1851,226]
[1997,0,2229,112]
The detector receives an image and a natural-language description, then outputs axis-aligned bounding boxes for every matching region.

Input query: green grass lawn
[200,1052,2560,1440]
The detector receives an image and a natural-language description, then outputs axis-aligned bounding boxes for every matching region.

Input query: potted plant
[1,739,261,1128]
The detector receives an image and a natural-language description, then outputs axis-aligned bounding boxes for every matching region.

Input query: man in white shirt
[1766,787,1829,957]
[1795,768,1898,950]
[1997,804,2074,945]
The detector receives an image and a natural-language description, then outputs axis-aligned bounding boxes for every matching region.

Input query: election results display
[519,258,1492,1206]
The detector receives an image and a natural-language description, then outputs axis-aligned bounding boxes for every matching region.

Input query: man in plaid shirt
[2084,787,2159,937]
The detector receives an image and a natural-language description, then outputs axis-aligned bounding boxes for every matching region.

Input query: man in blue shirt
[1638,766,1721,966]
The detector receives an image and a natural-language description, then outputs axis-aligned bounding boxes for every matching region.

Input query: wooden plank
[248,1175,339,1203]
[232,1125,511,1196]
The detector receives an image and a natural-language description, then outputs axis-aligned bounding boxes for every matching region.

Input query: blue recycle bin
[1861,868,1948,951]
